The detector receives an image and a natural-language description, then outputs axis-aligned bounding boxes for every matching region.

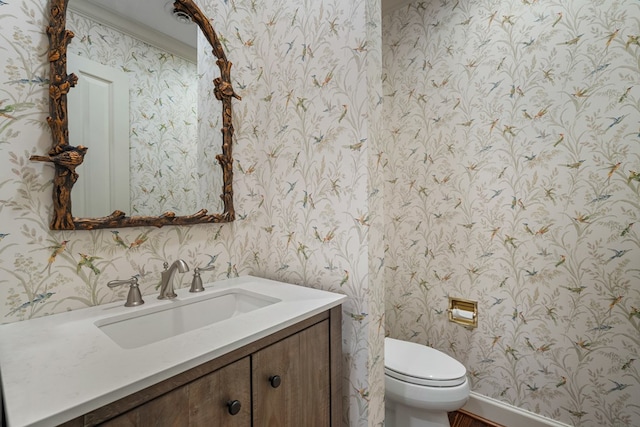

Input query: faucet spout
[158,259,189,299]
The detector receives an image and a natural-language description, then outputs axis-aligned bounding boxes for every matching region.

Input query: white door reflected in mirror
[68,53,131,218]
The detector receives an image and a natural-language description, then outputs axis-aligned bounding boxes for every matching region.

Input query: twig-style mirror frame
[36,0,240,230]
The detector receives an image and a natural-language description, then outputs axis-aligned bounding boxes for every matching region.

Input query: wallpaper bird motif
[0,1,384,426]
[382,1,639,426]
[3,0,638,426]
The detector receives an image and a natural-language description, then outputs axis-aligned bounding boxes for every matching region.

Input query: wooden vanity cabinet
[59,306,341,427]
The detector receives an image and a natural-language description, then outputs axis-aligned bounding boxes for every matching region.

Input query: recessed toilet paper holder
[447,297,478,329]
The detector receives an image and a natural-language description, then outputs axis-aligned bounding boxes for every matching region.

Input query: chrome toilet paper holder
[447,297,478,329]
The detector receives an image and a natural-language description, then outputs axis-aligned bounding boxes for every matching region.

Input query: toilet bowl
[385,337,470,427]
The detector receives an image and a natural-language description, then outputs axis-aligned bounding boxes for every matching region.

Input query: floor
[449,410,504,427]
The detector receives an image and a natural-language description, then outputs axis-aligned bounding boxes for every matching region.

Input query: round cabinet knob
[227,400,242,415]
[269,375,282,388]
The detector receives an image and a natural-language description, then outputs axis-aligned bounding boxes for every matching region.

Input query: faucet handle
[190,265,215,293]
[107,276,144,307]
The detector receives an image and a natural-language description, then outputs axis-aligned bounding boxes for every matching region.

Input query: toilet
[385,337,470,427]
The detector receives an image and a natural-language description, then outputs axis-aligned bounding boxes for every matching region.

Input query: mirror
[34,0,240,229]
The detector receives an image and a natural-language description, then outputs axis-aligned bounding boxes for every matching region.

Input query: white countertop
[0,275,346,427]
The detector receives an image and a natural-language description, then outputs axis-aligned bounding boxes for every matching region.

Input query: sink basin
[95,289,280,349]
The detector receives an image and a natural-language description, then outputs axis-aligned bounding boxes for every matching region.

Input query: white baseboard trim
[462,392,571,427]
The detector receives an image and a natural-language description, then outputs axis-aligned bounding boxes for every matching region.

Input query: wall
[198,0,386,424]
[0,0,384,426]
[67,11,200,216]
[382,1,640,426]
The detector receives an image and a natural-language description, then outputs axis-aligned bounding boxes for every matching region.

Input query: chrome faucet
[158,259,189,299]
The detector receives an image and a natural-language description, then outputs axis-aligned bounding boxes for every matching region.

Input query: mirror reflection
[66,0,223,218]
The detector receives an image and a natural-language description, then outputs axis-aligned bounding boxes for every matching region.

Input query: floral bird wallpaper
[0,0,384,426]
[382,0,640,426]
[2,0,639,426]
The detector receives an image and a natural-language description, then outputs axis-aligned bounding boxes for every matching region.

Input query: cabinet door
[100,357,251,427]
[252,320,330,427]
[298,320,331,424]
[189,356,251,427]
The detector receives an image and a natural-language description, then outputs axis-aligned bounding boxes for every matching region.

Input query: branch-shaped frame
[35,0,240,230]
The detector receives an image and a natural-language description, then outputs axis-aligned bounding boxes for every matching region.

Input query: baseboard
[462,392,571,427]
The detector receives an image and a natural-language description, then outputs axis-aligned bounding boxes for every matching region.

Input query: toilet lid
[385,337,467,387]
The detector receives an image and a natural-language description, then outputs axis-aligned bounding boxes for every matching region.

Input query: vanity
[0,276,346,426]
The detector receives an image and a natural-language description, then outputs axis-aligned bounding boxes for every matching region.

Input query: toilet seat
[385,337,467,387]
